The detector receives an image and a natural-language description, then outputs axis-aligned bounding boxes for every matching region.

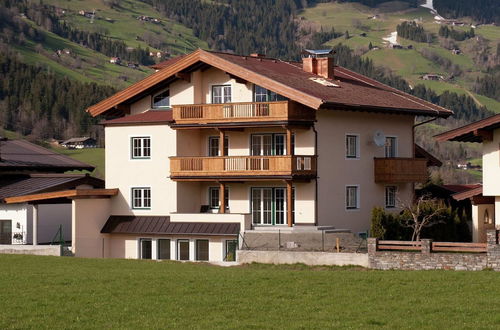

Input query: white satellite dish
[373,130,386,147]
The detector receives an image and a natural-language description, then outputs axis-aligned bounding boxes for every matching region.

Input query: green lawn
[0,255,499,328]
[50,146,105,178]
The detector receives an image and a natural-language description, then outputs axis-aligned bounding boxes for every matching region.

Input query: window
[152,90,170,109]
[140,239,152,259]
[196,239,209,261]
[131,137,151,159]
[208,187,229,210]
[251,187,292,225]
[225,240,238,262]
[212,85,232,104]
[157,239,171,260]
[177,239,190,260]
[346,134,359,159]
[385,137,397,158]
[346,186,359,210]
[251,134,289,156]
[254,85,286,102]
[132,187,151,209]
[385,186,397,208]
[208,136,229,157]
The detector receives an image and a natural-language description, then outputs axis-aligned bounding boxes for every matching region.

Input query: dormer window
[152,90,170,109]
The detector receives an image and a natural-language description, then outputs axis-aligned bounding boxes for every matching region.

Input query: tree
[399,196,446,241]
[368,42,373,50]
[344,30,350,40]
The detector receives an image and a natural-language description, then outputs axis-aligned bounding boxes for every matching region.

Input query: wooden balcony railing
[374,158,428,183]
[170,155,317,178]
[172,101,315,125]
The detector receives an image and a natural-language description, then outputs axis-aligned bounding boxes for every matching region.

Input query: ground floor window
[225,240,238,262]
[385,186,397,208]
[177,239,190,261]
[140,238,152,259]
[346,185,359,210]
[196,239,209,261]
[157,239,171,260]
[0,220,12,245]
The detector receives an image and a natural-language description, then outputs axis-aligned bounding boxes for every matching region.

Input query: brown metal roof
[434,113,500,143]
[101,110,173,126]
[0,174,104,201]
[101,215,240,236]
[87,49,453,118]
[0,139,94,172]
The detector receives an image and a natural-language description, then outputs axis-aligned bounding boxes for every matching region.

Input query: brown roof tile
[101,215,240,236]
[101,110,173,126]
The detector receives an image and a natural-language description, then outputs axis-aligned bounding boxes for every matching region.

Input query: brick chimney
[302,49,335,79]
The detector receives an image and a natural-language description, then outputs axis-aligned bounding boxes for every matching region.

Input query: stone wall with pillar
[368,231,500,271]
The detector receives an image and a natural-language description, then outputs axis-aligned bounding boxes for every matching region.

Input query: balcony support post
[219,182,226,214]
[286,127,293,156]
[286,180,293,227]
[219,130,226,156]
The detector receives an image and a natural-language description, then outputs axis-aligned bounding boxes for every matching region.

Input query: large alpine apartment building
[16,49,451,262]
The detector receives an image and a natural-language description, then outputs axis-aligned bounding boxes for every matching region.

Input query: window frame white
[208,136,229,157]
[131,187,152,210]
[211,84,232,104]
[151,89,170,109]
[130,136,151,160]
[208,186,229,210]
[385,136,398,158]
[345,134,360,159]
[385,186,397,209]
[345,185,360,210]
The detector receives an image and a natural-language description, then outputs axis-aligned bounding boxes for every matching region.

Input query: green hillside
[300,1,500,112]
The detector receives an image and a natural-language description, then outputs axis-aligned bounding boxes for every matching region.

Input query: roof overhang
[4,189,118,204]
[320,102,451,118]
[452,186,494,205]
[435,114,500,143]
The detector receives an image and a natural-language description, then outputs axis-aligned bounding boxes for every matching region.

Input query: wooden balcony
[374,158,428,183]
[171,101,315,126]
[170,155,317,180]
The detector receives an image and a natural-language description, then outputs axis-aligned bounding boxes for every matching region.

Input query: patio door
[0,220,12,244]
[251,188,287,225]
[251,134,286,156]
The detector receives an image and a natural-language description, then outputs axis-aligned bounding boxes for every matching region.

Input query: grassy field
[50,146,105,178]
[0,255,499,329]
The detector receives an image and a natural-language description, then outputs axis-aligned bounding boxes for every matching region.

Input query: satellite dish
[373,130,386,147]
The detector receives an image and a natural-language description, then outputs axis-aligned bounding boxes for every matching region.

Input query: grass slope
[301,1,500,113]
[0,255,499,328]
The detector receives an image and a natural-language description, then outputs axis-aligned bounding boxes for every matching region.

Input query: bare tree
[399,195,446,241]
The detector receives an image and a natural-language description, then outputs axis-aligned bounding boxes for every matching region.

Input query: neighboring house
[61,137,97,149]
[0,138,103,246]
[110,57,121,64]
[422,74,444,81]
[24,49,451,261]
[435,114,500,242]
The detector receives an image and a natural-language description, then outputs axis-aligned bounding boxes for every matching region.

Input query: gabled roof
[87,49,453,118]
[61,137,95,144]
[101,215,240,236]
[0,174,104,202]
[0,139,94,172]
[101,110,173,126]
[434,113,500,143]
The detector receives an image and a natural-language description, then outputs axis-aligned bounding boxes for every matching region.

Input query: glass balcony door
[251,187,287,225]
[251,134,285,156]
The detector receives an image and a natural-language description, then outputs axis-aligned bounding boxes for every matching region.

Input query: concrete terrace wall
[368,230,500,271]
[237,250,369,267]
[0,245,61,256]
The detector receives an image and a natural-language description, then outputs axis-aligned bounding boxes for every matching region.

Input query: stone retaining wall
[368,230,500,271]
[0,245,61,256]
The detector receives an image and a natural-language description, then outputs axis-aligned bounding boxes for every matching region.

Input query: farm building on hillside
[61,137,97,149]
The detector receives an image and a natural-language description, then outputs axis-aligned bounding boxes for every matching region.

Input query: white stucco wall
[72,198,111,258]
[316,110,415,233]
[105,124,177,215]
[482,129,500,197]
[0,204,31,244]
